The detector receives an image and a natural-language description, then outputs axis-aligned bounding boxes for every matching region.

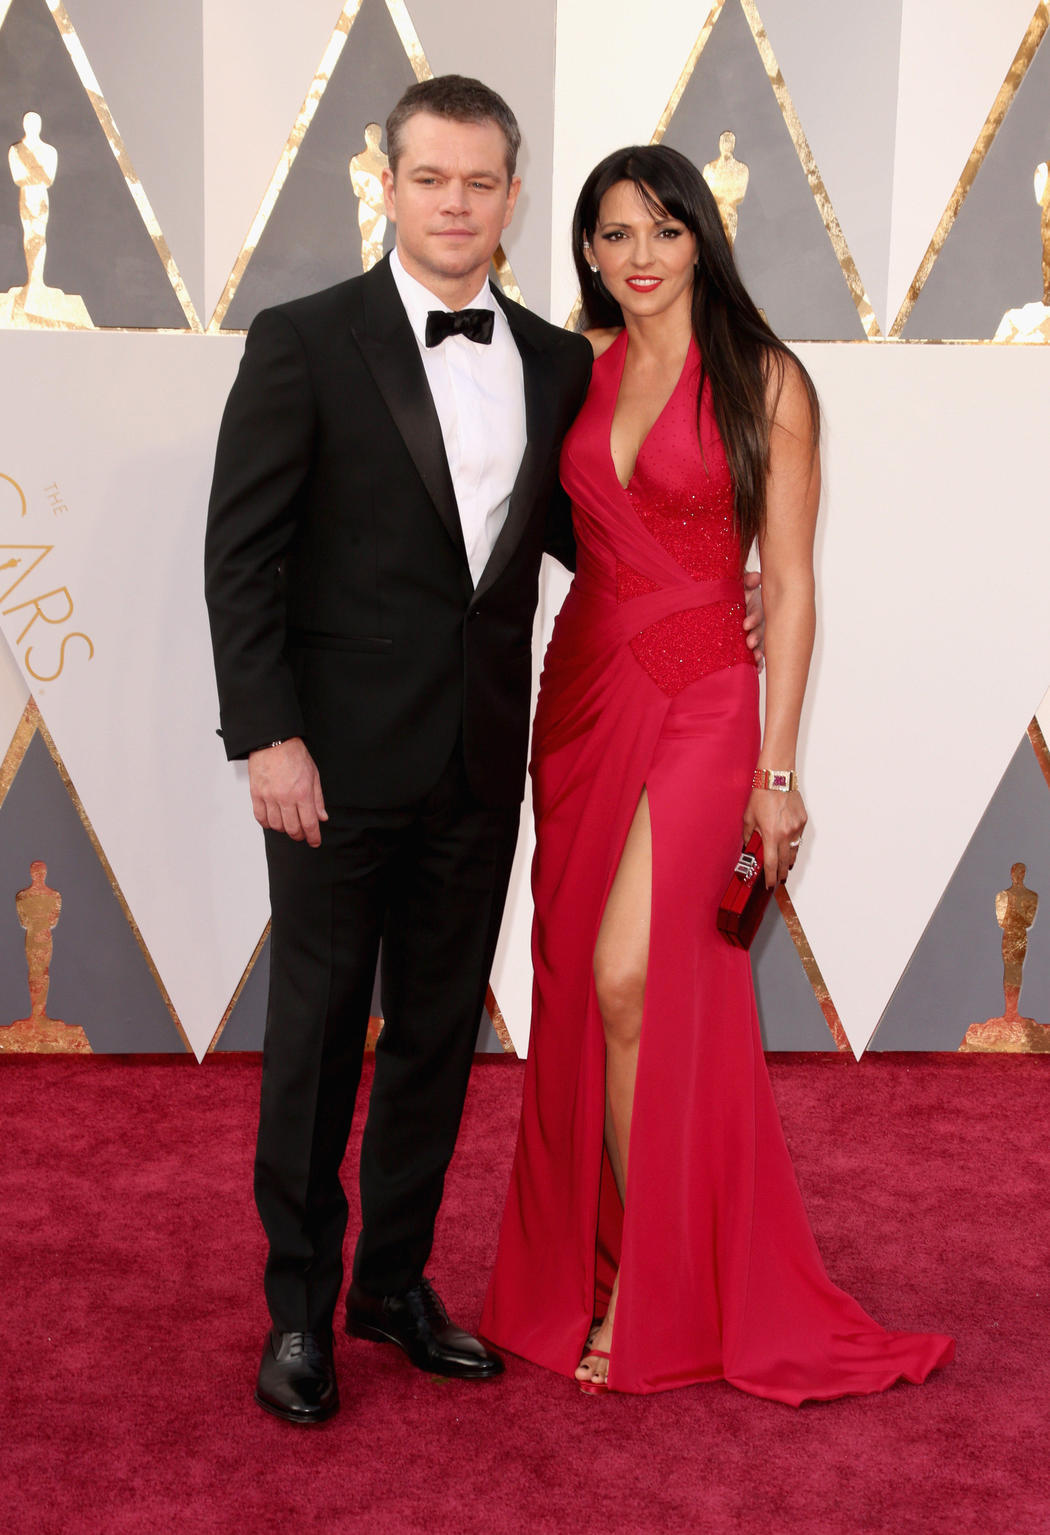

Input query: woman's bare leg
[576,791,652,1384]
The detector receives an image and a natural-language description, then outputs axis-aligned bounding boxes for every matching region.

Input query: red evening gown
[480,331,954,1403]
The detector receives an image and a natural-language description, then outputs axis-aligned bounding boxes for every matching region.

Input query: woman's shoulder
[763,346,820,439]
[581,326,623,360]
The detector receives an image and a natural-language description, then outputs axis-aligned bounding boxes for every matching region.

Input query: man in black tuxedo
[205,76,592,1423]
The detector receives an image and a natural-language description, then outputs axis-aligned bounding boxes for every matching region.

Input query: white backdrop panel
[492,345,1050,1058]
[0,618,28,753]
[0,333,268,1059]
[0,470,30,749]
[794,341,1050,1052]
[488,556,572,1055]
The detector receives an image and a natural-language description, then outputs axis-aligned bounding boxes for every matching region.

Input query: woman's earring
[589,264,599,273]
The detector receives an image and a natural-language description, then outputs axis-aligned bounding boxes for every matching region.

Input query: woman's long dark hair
[573,144,819,557]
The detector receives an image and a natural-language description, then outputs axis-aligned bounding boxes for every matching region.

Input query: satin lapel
[473,290,559,601]
[348,259,466,564]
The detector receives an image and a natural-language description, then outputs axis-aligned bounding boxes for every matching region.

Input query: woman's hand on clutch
[742,788,807,888]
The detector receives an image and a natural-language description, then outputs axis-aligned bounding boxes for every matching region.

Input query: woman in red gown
[480,146,953,1403]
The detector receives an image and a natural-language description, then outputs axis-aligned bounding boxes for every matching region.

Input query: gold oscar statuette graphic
[702,131,749,247]
[0,861,90,1052]
[994,156,1050,343]
[349,123,389,272]
[0,112,93,330]
[960,862,1050,1052]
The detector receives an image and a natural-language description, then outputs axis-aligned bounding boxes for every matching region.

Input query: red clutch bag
[716,830,778,949]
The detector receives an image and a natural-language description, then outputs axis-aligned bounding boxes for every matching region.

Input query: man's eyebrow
[407,163,501,179]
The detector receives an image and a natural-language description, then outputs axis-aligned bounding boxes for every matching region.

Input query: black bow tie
[425,308,494,347]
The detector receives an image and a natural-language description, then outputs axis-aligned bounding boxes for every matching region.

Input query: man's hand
[248,737,328,847]
[743,569,765,671]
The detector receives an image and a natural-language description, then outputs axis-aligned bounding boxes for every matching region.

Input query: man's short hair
[385,75,521,180]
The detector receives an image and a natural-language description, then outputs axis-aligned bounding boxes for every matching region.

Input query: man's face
[382,111,521,299]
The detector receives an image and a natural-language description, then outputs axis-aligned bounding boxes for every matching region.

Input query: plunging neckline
[607,329,695,492]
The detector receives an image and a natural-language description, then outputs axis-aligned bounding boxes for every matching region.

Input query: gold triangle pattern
[651,0,880,339]
[774,886,851,1053]
[485,984,517,1055]
[889,2,1049,338]
[0,696,36,809]
[1028,715,1050,791]
[207,0,524,333]
[0,0,203,331]
[205,919,270,1053]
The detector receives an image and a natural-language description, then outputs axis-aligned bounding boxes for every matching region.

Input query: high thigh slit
[584,786,652,1374]
[593,785,651,1168]
[481,332,954,1402]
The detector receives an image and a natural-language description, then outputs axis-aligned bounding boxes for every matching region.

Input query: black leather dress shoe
[346,1278,504,1380]
[254,1328,339,1424]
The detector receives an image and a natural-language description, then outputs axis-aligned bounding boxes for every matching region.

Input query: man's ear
[381,165,397,221]
[502,175,522,232]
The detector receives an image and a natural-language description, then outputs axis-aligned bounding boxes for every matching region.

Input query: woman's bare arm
[742,358,820,886]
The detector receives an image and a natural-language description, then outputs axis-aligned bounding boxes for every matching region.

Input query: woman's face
[585,180,698,321]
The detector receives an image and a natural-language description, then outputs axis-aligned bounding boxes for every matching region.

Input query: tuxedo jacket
[204,256,593,809]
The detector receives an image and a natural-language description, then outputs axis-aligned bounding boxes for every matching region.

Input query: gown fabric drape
[480,332,954,1403]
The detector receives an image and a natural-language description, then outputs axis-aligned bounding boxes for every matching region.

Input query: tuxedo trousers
[255,744,520,1332]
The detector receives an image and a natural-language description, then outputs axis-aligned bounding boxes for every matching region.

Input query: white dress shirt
[389,247,527,588]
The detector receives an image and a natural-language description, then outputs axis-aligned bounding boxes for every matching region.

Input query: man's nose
[440,181,470,214]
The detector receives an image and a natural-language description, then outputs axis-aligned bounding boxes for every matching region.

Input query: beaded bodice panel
[615,344,754,696]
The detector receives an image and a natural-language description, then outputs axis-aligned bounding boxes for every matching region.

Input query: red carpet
[1,1052,1046,1534]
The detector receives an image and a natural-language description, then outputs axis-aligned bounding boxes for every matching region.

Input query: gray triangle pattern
[221,0,417,330]
[662,0,866,340]
[0,0,189,328]
[902,27,1050,339]
[872,734,1050,1048]
[752,898,838,1050]
[0,732,182,1050]
[212,932,270,1051]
